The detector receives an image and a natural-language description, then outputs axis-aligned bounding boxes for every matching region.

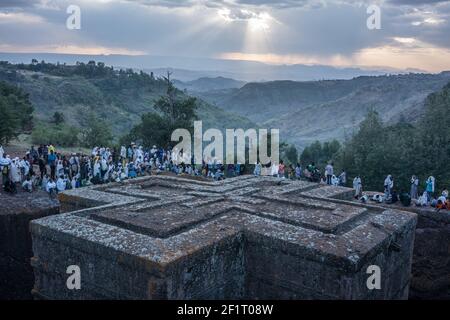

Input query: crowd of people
[0,143,448,212]
[256,160,449,212]
[0,143,247,197]
[1,144,346,198]
[255,161,347,186]
[355,172,449,212]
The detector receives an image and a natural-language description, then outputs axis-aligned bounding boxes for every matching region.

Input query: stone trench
[1,175,448,299]
[0,190,59,299]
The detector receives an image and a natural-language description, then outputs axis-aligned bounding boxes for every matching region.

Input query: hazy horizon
[0,51,444,82]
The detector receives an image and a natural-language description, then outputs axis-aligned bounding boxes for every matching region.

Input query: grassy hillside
[197,73,450,148]
[0,61,255,144]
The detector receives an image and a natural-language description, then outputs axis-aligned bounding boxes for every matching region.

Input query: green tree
[0,81,34,144]
[334,108,435,192]
[335,110,387,191]
[82,114,113,147]
[300,139,341,169]
[414,82,450,191]
[0,97,20,144]
[52,111,65,125]
[283,144,299,165]
[123,74,198,148]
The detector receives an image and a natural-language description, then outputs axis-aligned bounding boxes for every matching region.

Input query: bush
[31,124,80,147]
[81,114,113,147]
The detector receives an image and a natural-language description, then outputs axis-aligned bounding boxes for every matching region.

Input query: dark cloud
[388,0,450,5]
[0,0,36,8]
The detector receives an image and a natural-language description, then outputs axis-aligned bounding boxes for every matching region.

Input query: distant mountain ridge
[195,72,450,148]
[0,52,417,82]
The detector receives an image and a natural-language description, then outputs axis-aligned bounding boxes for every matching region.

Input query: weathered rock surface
[0,190,59,299]
[30,176,417,300]
[410,211,450,299]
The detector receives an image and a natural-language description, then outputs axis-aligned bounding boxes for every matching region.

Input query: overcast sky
[0,0,449,72]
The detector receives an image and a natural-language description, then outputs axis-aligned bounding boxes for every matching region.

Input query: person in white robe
[331,175,339,186]
[124,161,129,178]
[415,191,428,207]
[104,163,114,181]
[56,160,64,177]
[71,176,77,189]
[103,148,111,160]
[271,163,279,177]
[10,159,21,183]
[254,162,262,176]
[46,179,57,194]
[135,146,144,163]
[353,176,362,199]
[22,177,33,192]
[93,160,101,178]
[150,145,158,158]
[19,158,30,178]
[41,174,49,190]
[56,176,66,192]
[1,155,12,188]
[410,175,419,199]
[384,175,394,200]
[120,146,126,159]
